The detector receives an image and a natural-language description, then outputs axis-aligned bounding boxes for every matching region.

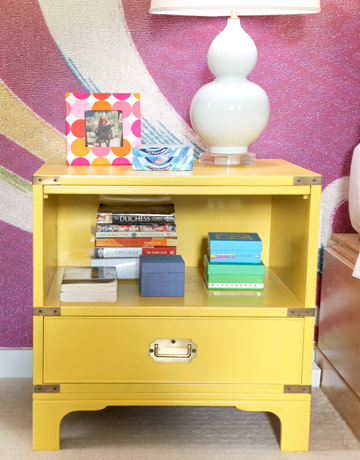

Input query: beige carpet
[0,379,359,459]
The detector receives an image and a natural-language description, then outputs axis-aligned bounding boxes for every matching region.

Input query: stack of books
[60,267,117,302]
[204,232,265,290]
[91,204,177,279]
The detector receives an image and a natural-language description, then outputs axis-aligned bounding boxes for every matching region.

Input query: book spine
[207,274,265,284]
[209,242,262,252]
[96,224,176,232]
[90,258,140,279]
[96,231,177,238]
[94,246,176,258]
[205,254,265,275]
[142,247,177,255]
[207,282,264,290]
[210,256,261,264]
[95,238,177,247]
[210,253,261,259]
[97,214,175,224]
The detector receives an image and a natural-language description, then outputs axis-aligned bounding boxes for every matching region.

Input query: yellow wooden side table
[32,159,321,451]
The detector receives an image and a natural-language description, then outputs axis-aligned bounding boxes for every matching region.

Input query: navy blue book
[208,232,262,252]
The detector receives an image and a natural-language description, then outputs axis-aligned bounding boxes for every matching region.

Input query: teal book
[208,232,262,252]
[209,252,261,264]
[204,255,265,275]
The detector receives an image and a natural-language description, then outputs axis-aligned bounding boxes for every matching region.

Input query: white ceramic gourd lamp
[150,0,320,165]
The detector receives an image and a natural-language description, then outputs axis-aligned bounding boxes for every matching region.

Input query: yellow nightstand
[32,159,321,451]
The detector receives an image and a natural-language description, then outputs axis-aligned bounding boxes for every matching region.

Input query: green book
[204,272,264,290]
[204,255,265,275]
[207,273,265,284]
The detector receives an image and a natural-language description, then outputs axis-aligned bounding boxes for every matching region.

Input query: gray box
[139,255,185,297]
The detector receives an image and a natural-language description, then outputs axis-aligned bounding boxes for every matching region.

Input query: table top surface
[33,158,322,187]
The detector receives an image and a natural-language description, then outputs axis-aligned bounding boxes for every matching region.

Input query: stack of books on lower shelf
[91,204,177,279]
[204,232,265,290]
[60,267,117,302]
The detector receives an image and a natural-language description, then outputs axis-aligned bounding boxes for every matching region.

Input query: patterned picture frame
[66,93,141,165]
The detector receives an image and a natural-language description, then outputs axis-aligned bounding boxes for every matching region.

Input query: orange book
[96,238,177,247]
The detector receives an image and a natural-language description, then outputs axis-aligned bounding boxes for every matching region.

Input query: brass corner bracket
[284,385,311,394]
[34,385,60,393]
[293,176,322,186]
[287,308,315,317]
[33,307,61,317]
[32,175,61,185]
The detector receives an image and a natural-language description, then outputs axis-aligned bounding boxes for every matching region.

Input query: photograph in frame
[66,93,141,166]
[84,110,123,148]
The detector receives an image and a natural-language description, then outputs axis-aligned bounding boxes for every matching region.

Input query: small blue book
[205,255,265,274]
[208,232,262,252]
[210,252,261,264]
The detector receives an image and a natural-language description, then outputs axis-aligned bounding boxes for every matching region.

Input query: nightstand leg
[33,400,107,450]
[236,400,311,452]
[277,401,311,452]
[33,401,64,450]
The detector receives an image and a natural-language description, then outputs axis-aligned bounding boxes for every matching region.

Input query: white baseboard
[0,348,322,385]
[0,348,33,378]
[312,362,321,388]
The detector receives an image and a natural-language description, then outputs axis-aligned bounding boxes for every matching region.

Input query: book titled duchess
[97,204,175,224]
[97,224,176,232]
[208,232,262,251]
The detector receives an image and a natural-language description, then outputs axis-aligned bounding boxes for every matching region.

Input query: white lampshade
[150,0,320,16]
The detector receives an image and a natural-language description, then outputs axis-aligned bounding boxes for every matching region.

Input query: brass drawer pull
[149,339,197,363]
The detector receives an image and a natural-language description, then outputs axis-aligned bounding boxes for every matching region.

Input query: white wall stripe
[0,178,33,232]
[38,0,206,150]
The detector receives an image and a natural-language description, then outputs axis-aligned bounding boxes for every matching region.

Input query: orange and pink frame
[66,93,141,165]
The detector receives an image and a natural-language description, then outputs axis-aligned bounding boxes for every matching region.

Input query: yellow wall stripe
[0,79,65,160]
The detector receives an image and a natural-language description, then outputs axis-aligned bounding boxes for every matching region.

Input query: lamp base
[199,151,256,166]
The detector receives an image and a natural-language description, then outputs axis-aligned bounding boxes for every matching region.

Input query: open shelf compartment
[34,189,320,313]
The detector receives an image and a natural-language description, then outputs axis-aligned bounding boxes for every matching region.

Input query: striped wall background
[0,0,359,346]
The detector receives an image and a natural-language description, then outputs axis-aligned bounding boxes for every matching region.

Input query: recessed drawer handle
[149,339,197,363]
[154,343,192,358]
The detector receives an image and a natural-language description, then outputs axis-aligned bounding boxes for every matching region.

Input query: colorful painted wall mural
[0,0,359,347]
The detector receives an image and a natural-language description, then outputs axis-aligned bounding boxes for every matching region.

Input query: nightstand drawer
[43,317,304,384]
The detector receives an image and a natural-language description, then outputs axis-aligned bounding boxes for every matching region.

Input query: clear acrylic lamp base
[199,151,256,166]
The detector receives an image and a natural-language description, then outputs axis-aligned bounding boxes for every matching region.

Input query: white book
[90,257,139,279]
[60,291,117,303]
[61,266,117,292]
[92,247,176,258]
